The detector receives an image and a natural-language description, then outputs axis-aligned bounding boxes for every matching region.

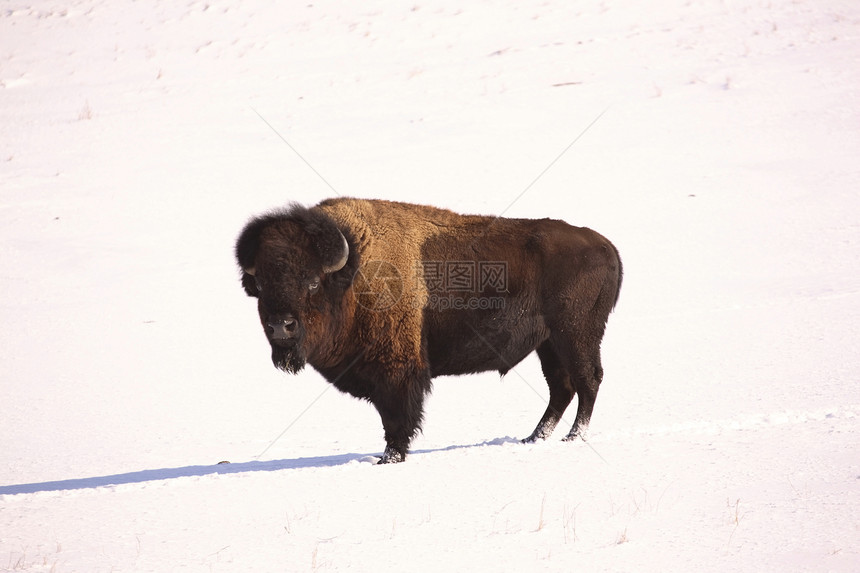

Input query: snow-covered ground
[2,0,858,571]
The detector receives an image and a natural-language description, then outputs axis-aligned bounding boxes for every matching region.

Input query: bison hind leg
[560,338,604,443]
[523,340,575,443]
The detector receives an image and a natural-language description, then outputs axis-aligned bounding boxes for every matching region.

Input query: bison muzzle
[236,198,622,464]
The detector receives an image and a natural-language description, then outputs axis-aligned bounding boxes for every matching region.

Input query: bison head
[235,205,357,373]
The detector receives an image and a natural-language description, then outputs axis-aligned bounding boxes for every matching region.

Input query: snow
[1,0,858,571]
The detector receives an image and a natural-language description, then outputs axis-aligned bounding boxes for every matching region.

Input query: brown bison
[236,198,621,463]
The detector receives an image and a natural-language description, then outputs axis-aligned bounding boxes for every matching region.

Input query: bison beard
[235,198,622,464]
[271,341,306,374]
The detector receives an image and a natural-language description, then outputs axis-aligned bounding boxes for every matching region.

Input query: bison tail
[610,243,623,310]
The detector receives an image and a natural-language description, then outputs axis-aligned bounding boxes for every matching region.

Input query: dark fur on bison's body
[236,198,622,464]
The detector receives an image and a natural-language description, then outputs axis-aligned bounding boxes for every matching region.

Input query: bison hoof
[378,447,406,464]
[522,431,550,444]
[563,427,589,442]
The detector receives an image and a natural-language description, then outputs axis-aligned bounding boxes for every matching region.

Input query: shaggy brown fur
[236,198,622,463]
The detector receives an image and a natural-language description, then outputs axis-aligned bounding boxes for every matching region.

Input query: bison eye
[308,277,321,294]
[255,278,263,293]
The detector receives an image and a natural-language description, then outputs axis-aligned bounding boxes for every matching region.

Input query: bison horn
[323,230,349,274]
[244,266,256,276]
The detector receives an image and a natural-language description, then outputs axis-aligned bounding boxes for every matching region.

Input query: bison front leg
[371,378,429,464]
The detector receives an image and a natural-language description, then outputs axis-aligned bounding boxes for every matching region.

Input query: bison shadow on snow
[0,438,522,496]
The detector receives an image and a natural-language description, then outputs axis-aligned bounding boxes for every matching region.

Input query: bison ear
[236,217,265,297]
[240,272,259,298]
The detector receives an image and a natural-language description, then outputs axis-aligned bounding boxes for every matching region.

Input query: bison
[236,198,621,463]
